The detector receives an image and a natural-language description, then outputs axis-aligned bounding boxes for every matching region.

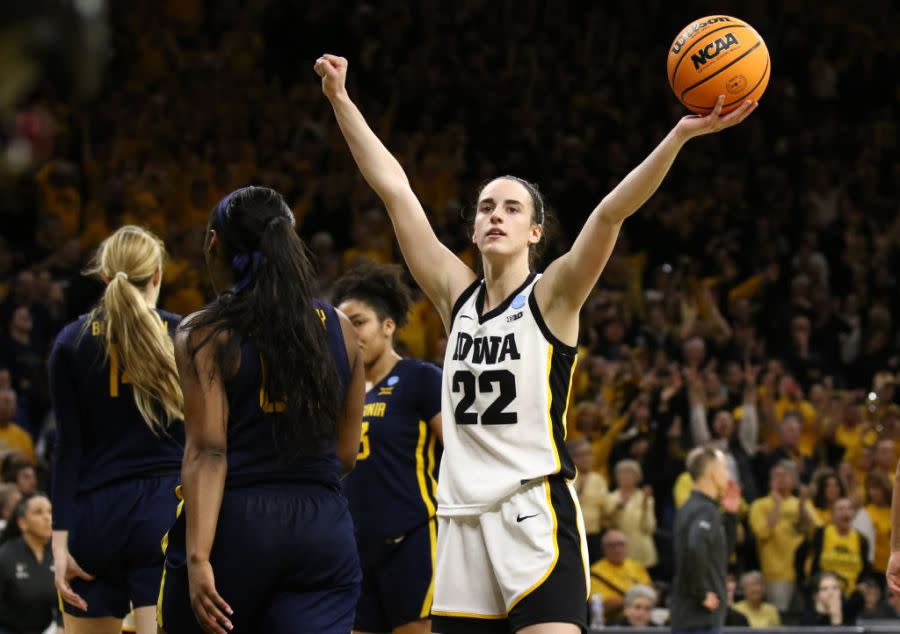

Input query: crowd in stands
[0,0,898,628]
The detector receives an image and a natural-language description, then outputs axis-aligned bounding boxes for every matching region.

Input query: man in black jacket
[671,447,740,633]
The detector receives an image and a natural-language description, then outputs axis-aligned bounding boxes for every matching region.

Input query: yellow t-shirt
[673,471,693,509]
[0,423,36,465]
[811,505,831,526]
[589,558,651,601]
[772,397,818,454]
[866,504,891,573]
[733,600,781,627]
[575,471,609,535]
[817,524,865,593]
[834,422,877,470]
[749,495,821,582]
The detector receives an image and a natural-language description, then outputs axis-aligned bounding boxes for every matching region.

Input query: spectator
[724,571,750,626]
[810,467,845,525]
[9,463,37,497]
[589,529,652,625]
[612,584,657,627]
[605,459,657,568]
[772,376,818,455]
[686,363,760,497]
[764,414,817,485]
[567,438,609,562]
[857,575,896,620]
[863,471,892,575]
[0,307,45,396]
[0,389,35,465]
[800,572,861,626]
[0,485,21,533]
[0,494,56,634]
[748,460,820,613]
[872,438,896,480]
[733,570,781,627]
[807,497,872,594]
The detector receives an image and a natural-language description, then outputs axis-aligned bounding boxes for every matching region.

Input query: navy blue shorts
[158,484,361,634]
[355,518,437,631]
[66,475,180,618]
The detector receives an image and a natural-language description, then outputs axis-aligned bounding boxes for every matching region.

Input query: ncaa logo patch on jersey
[511,294,526,309]
[387,376,400,386]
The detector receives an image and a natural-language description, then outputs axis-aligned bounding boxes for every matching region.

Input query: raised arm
[315,55,476,325]
[537,97,758,328]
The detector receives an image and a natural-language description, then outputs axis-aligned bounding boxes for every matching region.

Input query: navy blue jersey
[223,300,350,489]
[344,359,442,539]
[48,309,185,530]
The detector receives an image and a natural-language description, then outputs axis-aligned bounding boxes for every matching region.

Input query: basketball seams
[668,24,750,90]
[682,56,769,111]
[679,40,764,101]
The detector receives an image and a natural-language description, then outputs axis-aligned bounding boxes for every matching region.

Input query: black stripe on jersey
[547,347,576,480]
[450,278,483,325]
[474,273,537,324]
[527,293,577,356]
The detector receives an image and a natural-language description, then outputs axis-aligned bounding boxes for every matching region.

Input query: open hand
[887,552,900,596]
[314,54,348,101]
[676,95,758,141]
[54,551,94,611]
[189,560,233,634]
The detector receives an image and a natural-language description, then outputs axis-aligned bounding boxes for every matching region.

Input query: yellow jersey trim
[562,353,577,441]
[420,517,438,618]
[568,482,591,598]
[431,609,507,619]
[507,479,560,611]
[157,486,184,627]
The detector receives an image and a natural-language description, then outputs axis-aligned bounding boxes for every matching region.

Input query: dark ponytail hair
[186,186,341,457]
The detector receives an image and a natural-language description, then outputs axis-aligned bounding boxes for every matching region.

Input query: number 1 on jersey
[108,344,130,397]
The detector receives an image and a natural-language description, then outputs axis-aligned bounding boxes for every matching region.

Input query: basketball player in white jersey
[316,54,756,633]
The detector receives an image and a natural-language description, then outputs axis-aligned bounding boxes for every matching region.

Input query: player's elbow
[338,451,357,477]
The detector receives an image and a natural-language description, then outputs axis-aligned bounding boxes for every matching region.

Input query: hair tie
[231,251,263,293]
[115,271,129,280]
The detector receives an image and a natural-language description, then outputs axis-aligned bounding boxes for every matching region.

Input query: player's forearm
[51,530,69,555]
[182,448,227,564]
[594,126,689,225]
[328,92,412,201]
[891,461,900,551]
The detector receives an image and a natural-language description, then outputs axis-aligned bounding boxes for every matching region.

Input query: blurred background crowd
[0,0,898,629]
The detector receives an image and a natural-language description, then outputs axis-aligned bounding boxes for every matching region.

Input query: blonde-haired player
[49,226,184,634]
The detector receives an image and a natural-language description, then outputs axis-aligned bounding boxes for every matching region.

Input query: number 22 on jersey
[452,369,518,425]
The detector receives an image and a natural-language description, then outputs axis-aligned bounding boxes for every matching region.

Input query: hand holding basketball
[314,54,348,100]
[675,95,758,141]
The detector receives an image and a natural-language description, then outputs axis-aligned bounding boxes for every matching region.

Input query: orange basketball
[667,15,770,114]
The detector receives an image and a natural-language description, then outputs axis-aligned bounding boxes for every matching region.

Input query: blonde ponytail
[84,226,184,433]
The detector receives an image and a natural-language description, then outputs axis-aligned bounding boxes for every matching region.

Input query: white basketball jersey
[437,273,577,516]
